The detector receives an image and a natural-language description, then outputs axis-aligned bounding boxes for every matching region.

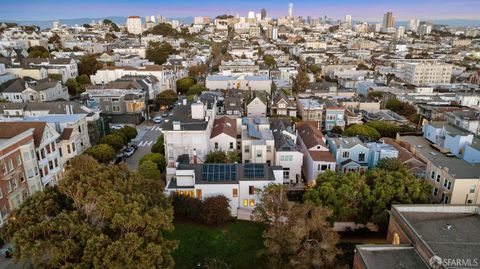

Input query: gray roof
[429,121,472,137]
[393,205,480,264]
[160,100,209,131]
[0,101,85,114]
[1,79,25,93]
[356,245,429,269]
[327,136,365,149]
[270,119,299,151]
[400,135,480,179]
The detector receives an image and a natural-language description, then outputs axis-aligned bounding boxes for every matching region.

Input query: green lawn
[167,220,266,269]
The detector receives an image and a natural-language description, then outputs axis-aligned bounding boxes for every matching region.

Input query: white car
[152,116,162,124]
[123,147,135,157]
[111,124,124,130]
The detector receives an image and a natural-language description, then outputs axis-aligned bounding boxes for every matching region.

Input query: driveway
[125,123,163,171]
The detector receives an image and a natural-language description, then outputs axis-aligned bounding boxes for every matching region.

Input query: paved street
[125,123,163,170]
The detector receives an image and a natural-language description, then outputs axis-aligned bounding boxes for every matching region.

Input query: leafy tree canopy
[1,155,177,269]
[343,124,381,140]
[85,144,116,163]
[78,54,103,76]
[145,41,176,65]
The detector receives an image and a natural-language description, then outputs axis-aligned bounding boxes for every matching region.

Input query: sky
[1,0,479,21]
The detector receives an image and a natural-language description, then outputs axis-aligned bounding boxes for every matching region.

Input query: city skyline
[1,0,479,22]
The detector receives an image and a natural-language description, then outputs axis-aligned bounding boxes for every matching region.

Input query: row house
[270,120,303,185]
[0,78,69,103]
[241,117,275,165]
[14,57,78,83]
[296,122,336,185]
[326,136,370,174]
[0,127,43,225]
[210,116,238,153]
[271,90,297,117]
[245,90,267,117]
[0,122,63,188]
[206,74,272,93]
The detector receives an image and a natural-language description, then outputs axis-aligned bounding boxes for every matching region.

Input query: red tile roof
[309,150,336,162]
[0,122,46,147]
[297,121,327,149]
[210,116,237,139]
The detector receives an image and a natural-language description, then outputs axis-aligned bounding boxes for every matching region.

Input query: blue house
[326,136,370,174]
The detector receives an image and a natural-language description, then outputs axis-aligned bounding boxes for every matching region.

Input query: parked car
[161,112,169,117]
[152,116,162,123]
[123,147,135,157]
[111,124,124,130]
[114,155,125,164]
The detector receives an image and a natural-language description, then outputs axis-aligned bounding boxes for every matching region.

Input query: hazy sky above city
[1,0,479,21]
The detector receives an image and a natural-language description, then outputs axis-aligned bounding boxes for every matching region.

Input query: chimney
[193,148,197,164]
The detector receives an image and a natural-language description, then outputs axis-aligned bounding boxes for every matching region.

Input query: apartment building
[241,117,275,165]
[405,62,453,85]
[0,122,63,188]
[0,78,69,103]
[165,163,283,218]
[0,128,43,225]
[126,16,143,35]
[354,204,480,269]
[399,135,480,205]
[205,74,272,93]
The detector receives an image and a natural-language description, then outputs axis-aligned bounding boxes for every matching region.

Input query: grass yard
[167,220,266,269]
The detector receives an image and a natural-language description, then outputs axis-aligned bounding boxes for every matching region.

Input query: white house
[210,116,238,152]
[206,74,272,93]
[165,163,284,218]
[241,117,275,165]
[296,122,336,185]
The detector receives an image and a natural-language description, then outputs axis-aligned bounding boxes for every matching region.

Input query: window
[283,168,290,179]
[7,159,13,171]
[280,155,293,161]
[111,98,119,102]
[319,164,329,171]
[41,149,45,159]
[20,173,25,182]
[78,126,82,133]
[342,151,349,158]
[34,166,38,175]
[469,185,476,193]
[214,142,218,149]
[433,187,438,196]
[23,152,30,161]
[447,181,451,190]
[243,199,248,207]
[249,186,255,195]
[59,148,63,157]
[436,174,441,183]
[467,199,473,204]
[67,145,71,154]
[431,171,435,180]
[232,188,238,197]
[256,150,262,158]
[46,144,51,154]
[12,177,18,190]
[196,189,202,199]
[51,142,56,151]
[249,199,255,206]
[31,149,35,159]
[72,143,76,152]
[49,161,54,170]
[230,142,234,149]
[244,145,250,153]
[6,181,12,193]
[16,155,22,166]
[267,145,272,152]
[112,106,121,112]
[1,164,6,175]
[444,195,449,204]
[27,169,34,178]
[443,179,448,188]
[43,166,48,176]
[358,152,365,162]
[54,158,58,167]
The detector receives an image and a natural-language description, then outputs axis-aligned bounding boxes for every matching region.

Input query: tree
[343,124,381,140]
[139,153,166,172]
[200,195,231,225]
[155,90,178,109]
[356,63,370,70]
[120,126,138,140]
[151,135,165,154]
[66,78,80,96]
[291,68,310,93]
[386,73,396,86]
[188,64,207,79]
[85,144,115,163]
[176,77,195,95]
[100,134,125,151]
[146,23,178,37]
[226,151,239,163]
[1,155,177,268]
[103,19,119,32]
[82,23,92,28]
[110,130,129,145]
[76,74,91,85]
[385,98,417,118]
[186,84,207,96]
[330,125,343,135]
[78,55,103,76]
[48,33,61,44]
[263,55,276,68]
[367,91,383,100]
[28,45,49,58]
[366,121,400,138]
[48,74,62,81]
[138,160,161,181]
[204,150,227,163]
[146,41,176,65]
[253,184,340,269]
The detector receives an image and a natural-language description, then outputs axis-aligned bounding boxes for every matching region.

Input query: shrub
[343,124,381,140]
[100,134,125,151]
[200,195,231,225]
[139,153,166,172]
[151,135,165,154]
[121,126,138,140]
[171,194,203,220]
[110,130,129,145]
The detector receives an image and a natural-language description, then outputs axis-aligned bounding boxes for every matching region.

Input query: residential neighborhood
[0,1,479,268]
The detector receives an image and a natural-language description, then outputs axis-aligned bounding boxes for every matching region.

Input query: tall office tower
[126,16,142,35]
[288,3,293,17]
[261,8,267,19]
[248,11,255,19]
[396,26,405,39]
[145,16,151,23]
[157,15,167,23]
[150,15,156,24]
[344,15,352,27]
[382,12,394,28]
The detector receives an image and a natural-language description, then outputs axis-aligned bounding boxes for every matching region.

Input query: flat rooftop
[400,135,480,179]
[356,245,429,269]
